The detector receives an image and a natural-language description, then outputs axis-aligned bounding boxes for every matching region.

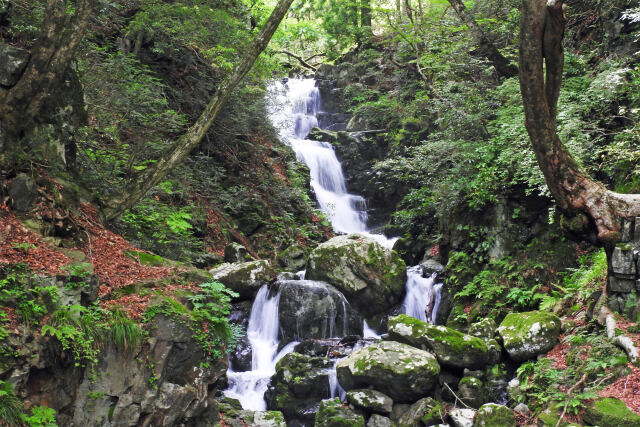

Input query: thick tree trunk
[519,0,640,245]
[447,0,517,78]
[102,0,296,221]
[360,0,372,30]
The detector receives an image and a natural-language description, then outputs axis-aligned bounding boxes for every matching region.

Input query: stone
[474,403,516,427]
[346,389,393,415]
[277,244,308,271]
[633,217,640,246]
[583,397,640,427]
[209,260,273,299]
[513,403,531,416]
[9,173,37,211]
[336,341,440,402]
[497,311,561,361]
[447,408,476,427]
[397,397,445,427]
[224,242,251,263]
[253,411,287,427]
[315,397,365,427]
[622,219,633,242]
[457,376,486,409]
[468,318,497,340]
[0,43,29,87]
[388,315,489,369]
[390,404,411,422]
[367,414,397,427]
[306,234,406,317]
[277,279,362,342]
[609,276,636,293]
[612,246,636,276]
[191,252,224,269]
[485,339,502,365]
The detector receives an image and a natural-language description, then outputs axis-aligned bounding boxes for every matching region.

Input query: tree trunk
[360,0,372,30]
[102,0,296,221]
[447,0,518,78]
[519,0,640,245]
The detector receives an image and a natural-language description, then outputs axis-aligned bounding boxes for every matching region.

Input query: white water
[224,286,298,410]
[402,266,443,324]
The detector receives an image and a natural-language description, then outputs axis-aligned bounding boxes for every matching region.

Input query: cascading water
[402,266,443,324]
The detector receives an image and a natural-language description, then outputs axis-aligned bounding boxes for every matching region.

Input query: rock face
[474,403,516,427]
[497,311,561,361]
[306,234,406,317]
[388,315,489,369]
[336,341,440,402]
[0,42,30,87]
[346,389,394,415]
[265,353,333,423]
[277,279,362,342]
[315,397,366,427]
[209,260,273,299]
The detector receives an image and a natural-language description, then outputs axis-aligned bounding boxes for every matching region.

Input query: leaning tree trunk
[447,0,517,78]
[102,0,296,221]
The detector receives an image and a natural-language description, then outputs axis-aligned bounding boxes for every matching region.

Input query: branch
[276,50,317,70]
[555,373,588,427]
[598,306,639,364]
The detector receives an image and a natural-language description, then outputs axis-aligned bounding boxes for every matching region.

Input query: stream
[224,78,443,411]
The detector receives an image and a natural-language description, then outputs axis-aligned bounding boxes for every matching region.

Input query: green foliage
[22,406,57,427]
[0,380,23,426]
[0,264,55,326]
[108,308,144,354]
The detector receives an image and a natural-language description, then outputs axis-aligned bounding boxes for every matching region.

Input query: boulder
[9,173,37,212]
[397,397,445,427]
[346,389,393,415]
[388,315,489,369]
[191,252,224,269]
[468,318,497,341]
[209,260,273,299]
[315,397,365,427]
[336,341,440,402]
[0,43,29,87]
[497,311,561,361]
[306,234,406,317]
[277,279,362,342]
[367,414,397,427]
[457,376,487,409]
[583,398,640,427]
[447,408,476,427]
[474,403,516,427]
[224,242,251,263]
[277,244,308,271]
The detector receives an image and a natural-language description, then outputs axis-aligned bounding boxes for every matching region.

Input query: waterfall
[224,286,298,410]
[402,266,443,324]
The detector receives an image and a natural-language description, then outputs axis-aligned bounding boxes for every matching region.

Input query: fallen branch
[598,306,639,364]
[277,50,317,71]
[555,372,588,427]
[443,382,472,409]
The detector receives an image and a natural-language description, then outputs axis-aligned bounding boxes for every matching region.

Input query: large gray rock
[497,311,561,361]
[224,242,250,263]
[336,341,440,402]
[9,173,37,211]
[611,246,636,276]
[277,244,308,271]
[209,260,273,299]
[346,389,393,415]
[397,397,445,427]
[388,315,489,369]
[0,43,29,87]
[278,279,362,342]
[447,408,476,427]
[368,414,397,427]
[457,376,487,409]
[315,397,365,427]
[306,234,406,317]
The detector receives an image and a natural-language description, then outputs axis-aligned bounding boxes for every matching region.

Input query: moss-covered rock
[336,341,440,402]
[367,414,397,427]
[474,403,516,427]
[468,318,497,340]
[277,244,308,271]
[388,314,489,369]
[315,397,365,427]
[124,249,167,266]
[306,234,406,317]
[346,389,393,415]
[457,376,487,409]
[497,311,561,361]
[209,260,274,299]
[397,397,445,427]
[583,398,640,427]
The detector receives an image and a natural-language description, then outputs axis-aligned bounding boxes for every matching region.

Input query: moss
[124,249,166,266]
[474,403,516,427]
[315,398,365,427]
[584,398,640,426]
[497,311,561,361]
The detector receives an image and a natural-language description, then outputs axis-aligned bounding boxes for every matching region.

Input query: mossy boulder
[367,414,397,427]
[497,311,561,361]
[306,234,406,317]
[468,318,497,340]
[336,341,440,402]
[209,260,274,299]
[277,244,308,271]
[397,397,445,427]
[457,376,487,409]
[583,398,640,427]
[315,397,365,427]
[388,315,489,369]
[474,403,516,427]
[346,389,393,415]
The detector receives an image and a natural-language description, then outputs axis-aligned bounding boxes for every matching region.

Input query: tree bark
[519,0,640,245]
[102,0,296,221]
[447,0,517,78]
[277,50,317,70]
[0,0,96,138]
[360,0,372,31]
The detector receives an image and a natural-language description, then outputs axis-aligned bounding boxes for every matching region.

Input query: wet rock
[336,341,440,402]
[225,242,251,263]
[447,408,476,427]
[278,279,362,342]
[346,389,393,415]
[306,234,406,317]
[265,353,333,423]
[397,397,445,427]
[9,173,37,212]
[209,260,274,299]
[277,244,308,271]
[457,376,487,409]
[220,409,287,427]
[368,414,397,427]
[474,403,516,427]
[0,42,29,87]
[315,397,365,427]
[388,315,489,369]
[497,311,561,361]
[583,397,640,427]
[277,272,298,281]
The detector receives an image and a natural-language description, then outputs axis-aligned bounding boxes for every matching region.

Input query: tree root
[598,306,639,365]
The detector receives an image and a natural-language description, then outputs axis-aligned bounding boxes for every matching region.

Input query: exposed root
[598,306,639,365]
